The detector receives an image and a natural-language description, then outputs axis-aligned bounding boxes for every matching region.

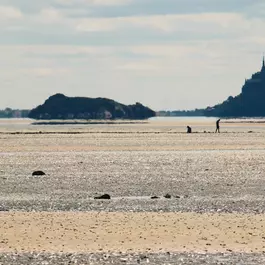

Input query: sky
[0,0,265,111]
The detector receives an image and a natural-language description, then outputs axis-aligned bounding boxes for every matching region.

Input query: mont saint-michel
[205,57,265,117]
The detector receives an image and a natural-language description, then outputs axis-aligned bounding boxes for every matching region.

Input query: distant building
[205,56,265,117]
[242,56,265,95]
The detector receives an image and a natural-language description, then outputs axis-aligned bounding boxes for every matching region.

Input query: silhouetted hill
[204,58,265,117]
[28,94,156,120]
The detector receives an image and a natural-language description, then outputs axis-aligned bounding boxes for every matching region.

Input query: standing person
[187,126,192,133]
[215,119,221,133]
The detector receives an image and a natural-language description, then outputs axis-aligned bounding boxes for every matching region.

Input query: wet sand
[1,118,265,264]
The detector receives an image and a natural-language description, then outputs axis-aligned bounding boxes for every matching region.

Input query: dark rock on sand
[151,196,160,199]
[94,194,111,200]
[32,171,46,176]
[164,194,172,199]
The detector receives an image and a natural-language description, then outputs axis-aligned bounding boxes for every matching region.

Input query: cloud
[56,0,132,5]
[129,44,197,58]
[6,45,117,58]
[1,0,265,110]
[37,8,63,23]
[52,0,265,18]
[0,6,23,20]
[76,17,118,31]
[1,0,264,18]
[26,67,71,77]
[116,60,161,72]
[74,12,254,33]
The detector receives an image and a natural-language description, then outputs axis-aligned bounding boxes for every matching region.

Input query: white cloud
[130,45,197,57]
[76,17,118,31]
[40,8,62,21]
[0,6,23,20]
[90,0,131,5]
[75,15,173,32]
[56,0,131,6]
[5,45,116,57]
[116,60,161,71]
[23,67,71,77]
[75,12,253,33]
[34,7,64,24]
[1,1,265,110]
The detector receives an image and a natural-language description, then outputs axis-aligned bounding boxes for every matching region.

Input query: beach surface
[2,212,265,254]
[1,118,265,264]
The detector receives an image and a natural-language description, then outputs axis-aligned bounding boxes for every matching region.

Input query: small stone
[151,196,159,199]
[164,194,172,199]
[32,171,46,176]
[94,194,111,200]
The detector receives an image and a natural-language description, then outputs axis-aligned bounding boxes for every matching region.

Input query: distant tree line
[0,108,30,118]
[157,109,205,117]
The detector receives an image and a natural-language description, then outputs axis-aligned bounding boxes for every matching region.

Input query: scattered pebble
[0,252,265,265]
[94,194,111,200]
[32,171,46,176]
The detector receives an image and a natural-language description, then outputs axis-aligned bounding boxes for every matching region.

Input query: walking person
[187,126,192,133]
[215,119,221,133]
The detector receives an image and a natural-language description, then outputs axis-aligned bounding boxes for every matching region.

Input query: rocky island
[28,94,156,120]
[205,57,265,117]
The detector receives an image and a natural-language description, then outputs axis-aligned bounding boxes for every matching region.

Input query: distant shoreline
[31,120,149,125]
[223,120,265,124]
[2,117,265,125]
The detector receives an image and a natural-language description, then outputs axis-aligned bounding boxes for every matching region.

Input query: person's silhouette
[187,126,192,133]
[215,119,221,133]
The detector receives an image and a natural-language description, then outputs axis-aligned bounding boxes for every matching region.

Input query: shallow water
[2,117,265,132]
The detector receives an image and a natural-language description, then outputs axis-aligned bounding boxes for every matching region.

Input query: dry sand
[1,212,265,254]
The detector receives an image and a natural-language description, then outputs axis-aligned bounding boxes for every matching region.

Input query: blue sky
[1,0,265,110]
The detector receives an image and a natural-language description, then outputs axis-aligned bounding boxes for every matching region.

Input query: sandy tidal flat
[1,212,265,254]
[2,119,265,264]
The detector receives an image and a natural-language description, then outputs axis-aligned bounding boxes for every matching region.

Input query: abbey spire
[262,55,265,72]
